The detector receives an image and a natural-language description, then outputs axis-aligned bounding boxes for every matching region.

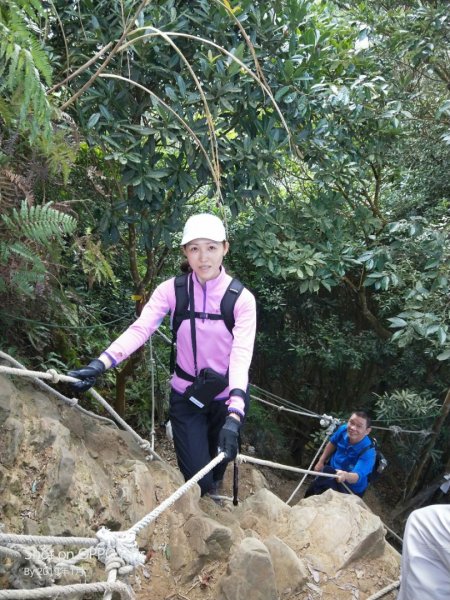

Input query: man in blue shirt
[304,410,376,498]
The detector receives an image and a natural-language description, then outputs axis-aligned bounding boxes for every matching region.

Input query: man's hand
[67,359,106,393]
[336,469,360,484]
[314,461,325,472]
[218,415,241,462]
[335,469,348,483]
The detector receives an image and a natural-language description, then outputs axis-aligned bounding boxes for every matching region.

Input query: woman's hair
[179,259,192,273]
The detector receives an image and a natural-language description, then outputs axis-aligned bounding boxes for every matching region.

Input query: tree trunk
[402,386,450,501]
[114,351,142,416]
[113,289,148,416]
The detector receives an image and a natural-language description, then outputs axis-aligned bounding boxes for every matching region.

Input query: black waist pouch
[183,368,228,409]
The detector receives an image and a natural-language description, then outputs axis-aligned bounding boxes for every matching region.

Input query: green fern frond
[4,6,52,84]
[11,266,46,295]
[2,200,78,248]
[28,38,52,86]
[13,0,46,24]
[2,240,47,297]
[9,241,46,269]
[0,242,11,262]
[0,5,53,138]
[80,239,118,287]
[0,97,13,124]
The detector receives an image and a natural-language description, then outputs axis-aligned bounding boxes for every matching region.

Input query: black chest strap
[169,273,245,375]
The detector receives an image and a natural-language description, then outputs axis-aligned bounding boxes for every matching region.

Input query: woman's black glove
[67,359,106,392]
[218,415,241,461]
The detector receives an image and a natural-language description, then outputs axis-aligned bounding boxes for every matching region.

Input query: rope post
[149,337,155,453]
[233,459,239,506]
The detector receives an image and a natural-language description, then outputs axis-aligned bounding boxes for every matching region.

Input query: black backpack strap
[170,274,245,374]
[357,438,376,459]
[170,274,189,373]
[220,278,245,334]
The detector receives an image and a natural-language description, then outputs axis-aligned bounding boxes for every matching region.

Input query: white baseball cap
[180,213,227,245]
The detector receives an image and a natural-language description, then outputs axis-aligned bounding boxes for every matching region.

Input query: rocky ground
[0,374,402,600]
[129,429,400,600]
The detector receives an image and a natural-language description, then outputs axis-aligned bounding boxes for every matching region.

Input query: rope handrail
[152,333,433,436]
[365,580,400,599]
[0,453,225,599]
[237,454,339,479]
[250,393,324,419]
[1,312,132,330]
[128,452,225,535]
[0,581,133,599]
[250,383,319,414]
[155,327,172,345]
[0,360,161,461]
[0,352,119,428]
[250,392,431,436]
[0,534,96,546]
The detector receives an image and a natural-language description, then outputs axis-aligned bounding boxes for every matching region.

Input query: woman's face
[183,238,229,285]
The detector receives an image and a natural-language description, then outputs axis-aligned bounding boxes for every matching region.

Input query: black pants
[169,388,249,496]
[304,465,365,498]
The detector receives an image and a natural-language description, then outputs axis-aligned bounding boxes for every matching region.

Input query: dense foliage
[0,0,449,506]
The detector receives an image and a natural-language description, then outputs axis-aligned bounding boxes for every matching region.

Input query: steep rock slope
[0,373,400,599]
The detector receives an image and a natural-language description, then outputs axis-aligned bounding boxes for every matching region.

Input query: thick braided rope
[128,453,225,536]
[0,353,117,427]
[95,529,144,568]
[366,580,400,599]
[0,546,21,558]
[88,388,161,461]
[237,454,339,479]
[103,453,225,600]
[0,534,96,546]
[0,581,134,599]
[0,366,74,383]
[0,360,161,461]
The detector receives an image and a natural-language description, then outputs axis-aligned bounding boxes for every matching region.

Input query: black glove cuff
[88,359,106,374]
[223,415,241,434]
[229,388,246,400]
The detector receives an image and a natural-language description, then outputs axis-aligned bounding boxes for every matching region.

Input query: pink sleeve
[226,288,257,416]
[101,278,174,367]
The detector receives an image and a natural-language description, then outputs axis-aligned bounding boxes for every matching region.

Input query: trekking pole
[233,459,239,505]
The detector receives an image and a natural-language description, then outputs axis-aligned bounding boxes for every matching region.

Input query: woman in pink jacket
[69,214,257,496]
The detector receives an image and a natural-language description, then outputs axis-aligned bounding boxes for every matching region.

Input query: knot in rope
[138,439,155,461]
[139,440,151,451]
[95,528,145,568]
[419,429,432,438]
[277,405,284,411]
[46,369,61,383]
[388,425,402,436]
[103,545,137,576]
[67,397,79,407]
[320,413,333,428]
[321,414,340,435]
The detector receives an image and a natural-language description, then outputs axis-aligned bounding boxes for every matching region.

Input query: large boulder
[217,537,278,600]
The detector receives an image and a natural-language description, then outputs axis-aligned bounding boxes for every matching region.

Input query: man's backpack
[358,438,388,483]
[169,273,244,373]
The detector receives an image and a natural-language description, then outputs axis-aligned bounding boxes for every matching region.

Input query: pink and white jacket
[100,267,256,417]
